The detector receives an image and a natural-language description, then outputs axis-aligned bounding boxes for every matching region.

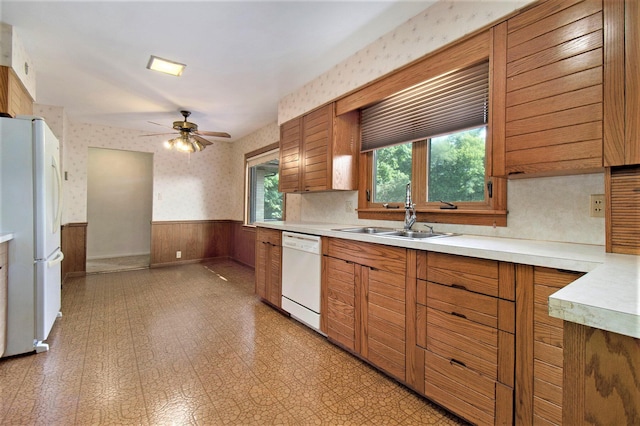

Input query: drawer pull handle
[451,311,466,319]
[451,284,467,291]
[450,358,466,368]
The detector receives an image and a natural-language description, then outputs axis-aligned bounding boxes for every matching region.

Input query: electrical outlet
[176,251,182,259]
[590,194,605,218]
[345,200,353,213]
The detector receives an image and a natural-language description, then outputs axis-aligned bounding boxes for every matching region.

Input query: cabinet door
[325,256,359,352]
[255,228,282,307]
[504,0,604,176]
[532,267,583,425]
[279,117,302,193]
[302,104,332,191]
[255,240,268,299]
[604,0,640,166]
[267,245,281,307]
[362,267,406,382]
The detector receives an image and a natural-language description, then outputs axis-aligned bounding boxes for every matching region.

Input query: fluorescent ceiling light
[146,55,186,76]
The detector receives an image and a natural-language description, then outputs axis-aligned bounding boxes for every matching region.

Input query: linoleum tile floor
[0,260,467,425]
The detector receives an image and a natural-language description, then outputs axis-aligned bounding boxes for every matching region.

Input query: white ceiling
[0,1,435,142]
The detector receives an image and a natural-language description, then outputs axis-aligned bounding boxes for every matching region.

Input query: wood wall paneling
[61,223,87,280]
[150,220,234,267]
[61,220,254,277]
[232,222,256,268]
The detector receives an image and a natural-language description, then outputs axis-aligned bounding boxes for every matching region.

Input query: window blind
[361,60,489,152]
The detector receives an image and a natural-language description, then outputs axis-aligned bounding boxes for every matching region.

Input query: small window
[245,148,283,225]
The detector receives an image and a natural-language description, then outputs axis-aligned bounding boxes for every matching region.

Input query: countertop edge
[0,233,14,244]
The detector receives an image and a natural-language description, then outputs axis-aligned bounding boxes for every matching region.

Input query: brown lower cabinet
[255,228,282,308]
[322,237,408,382]
[250,234,587,425]
[515,266,585,425]
[414,252,516,425]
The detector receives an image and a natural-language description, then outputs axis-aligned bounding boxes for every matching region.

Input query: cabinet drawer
[426,282,498,328]
[256,227,281,245]
[424,350,495,425]
[425,252,502,298]
[427,307,498,377]
[325,238,406,274]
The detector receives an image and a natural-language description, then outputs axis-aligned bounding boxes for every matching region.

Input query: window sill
[357,208,508,227]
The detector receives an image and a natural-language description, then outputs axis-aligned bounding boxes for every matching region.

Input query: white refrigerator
[0,116,64,357]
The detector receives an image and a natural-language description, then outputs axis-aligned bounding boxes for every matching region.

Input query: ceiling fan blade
[192,135,214,146]
[195,130,231,138]
[140,132,177,137]
[148,121,173,129]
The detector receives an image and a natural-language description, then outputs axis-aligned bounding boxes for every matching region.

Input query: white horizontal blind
[361,60,489,152]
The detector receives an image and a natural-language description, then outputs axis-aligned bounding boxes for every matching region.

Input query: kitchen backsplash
[294,173,605,246]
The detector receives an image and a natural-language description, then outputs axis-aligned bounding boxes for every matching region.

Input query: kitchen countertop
[256,221,639,339]
[0,233,14,244]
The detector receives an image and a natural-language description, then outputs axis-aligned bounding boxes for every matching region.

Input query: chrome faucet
[404,182,416,230]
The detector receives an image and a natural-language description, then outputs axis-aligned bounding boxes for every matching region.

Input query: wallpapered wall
[278,0,534,123]
[35,104,236,224]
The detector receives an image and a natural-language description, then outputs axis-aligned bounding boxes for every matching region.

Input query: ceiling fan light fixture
[147,55,186,76]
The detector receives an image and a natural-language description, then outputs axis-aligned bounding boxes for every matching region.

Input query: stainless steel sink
[390,230,458,239]
[333,227,402,235]
[334,227,457,239]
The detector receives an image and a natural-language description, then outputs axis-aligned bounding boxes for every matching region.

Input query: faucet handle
[422,223,434,233]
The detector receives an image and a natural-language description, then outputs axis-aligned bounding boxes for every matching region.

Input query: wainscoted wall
[61,220,256,280]
[151,220,231,266]
[61,223,87,279]
[150,220,255,268]
[231,222,256,268]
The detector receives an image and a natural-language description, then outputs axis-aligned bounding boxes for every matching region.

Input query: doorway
[86,148,153,273]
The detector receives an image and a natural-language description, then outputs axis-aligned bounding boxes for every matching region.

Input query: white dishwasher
[281,231,323,334]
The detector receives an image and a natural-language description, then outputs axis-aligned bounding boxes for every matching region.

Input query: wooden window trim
[244,142,285,226]
[355,28,508,227]
[357,142,508,227]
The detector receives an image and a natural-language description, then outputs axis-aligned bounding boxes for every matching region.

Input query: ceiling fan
[144,110,231,153]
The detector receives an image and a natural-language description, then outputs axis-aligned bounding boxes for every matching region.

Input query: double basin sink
[334,226,458,240]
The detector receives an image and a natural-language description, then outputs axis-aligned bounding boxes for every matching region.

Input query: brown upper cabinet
[500,0,606,177]
[0,66,33,117]
[278,103,359,193]
[604,0,639,166]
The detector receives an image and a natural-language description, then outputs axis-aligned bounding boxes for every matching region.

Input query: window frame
[351,29,508,227]
[358,138,506,226]
[268,29,510,225]
[244,142,284,226]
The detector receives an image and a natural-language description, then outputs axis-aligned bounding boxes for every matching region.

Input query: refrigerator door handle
[47,250,64,267]
[52,155,63,234]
